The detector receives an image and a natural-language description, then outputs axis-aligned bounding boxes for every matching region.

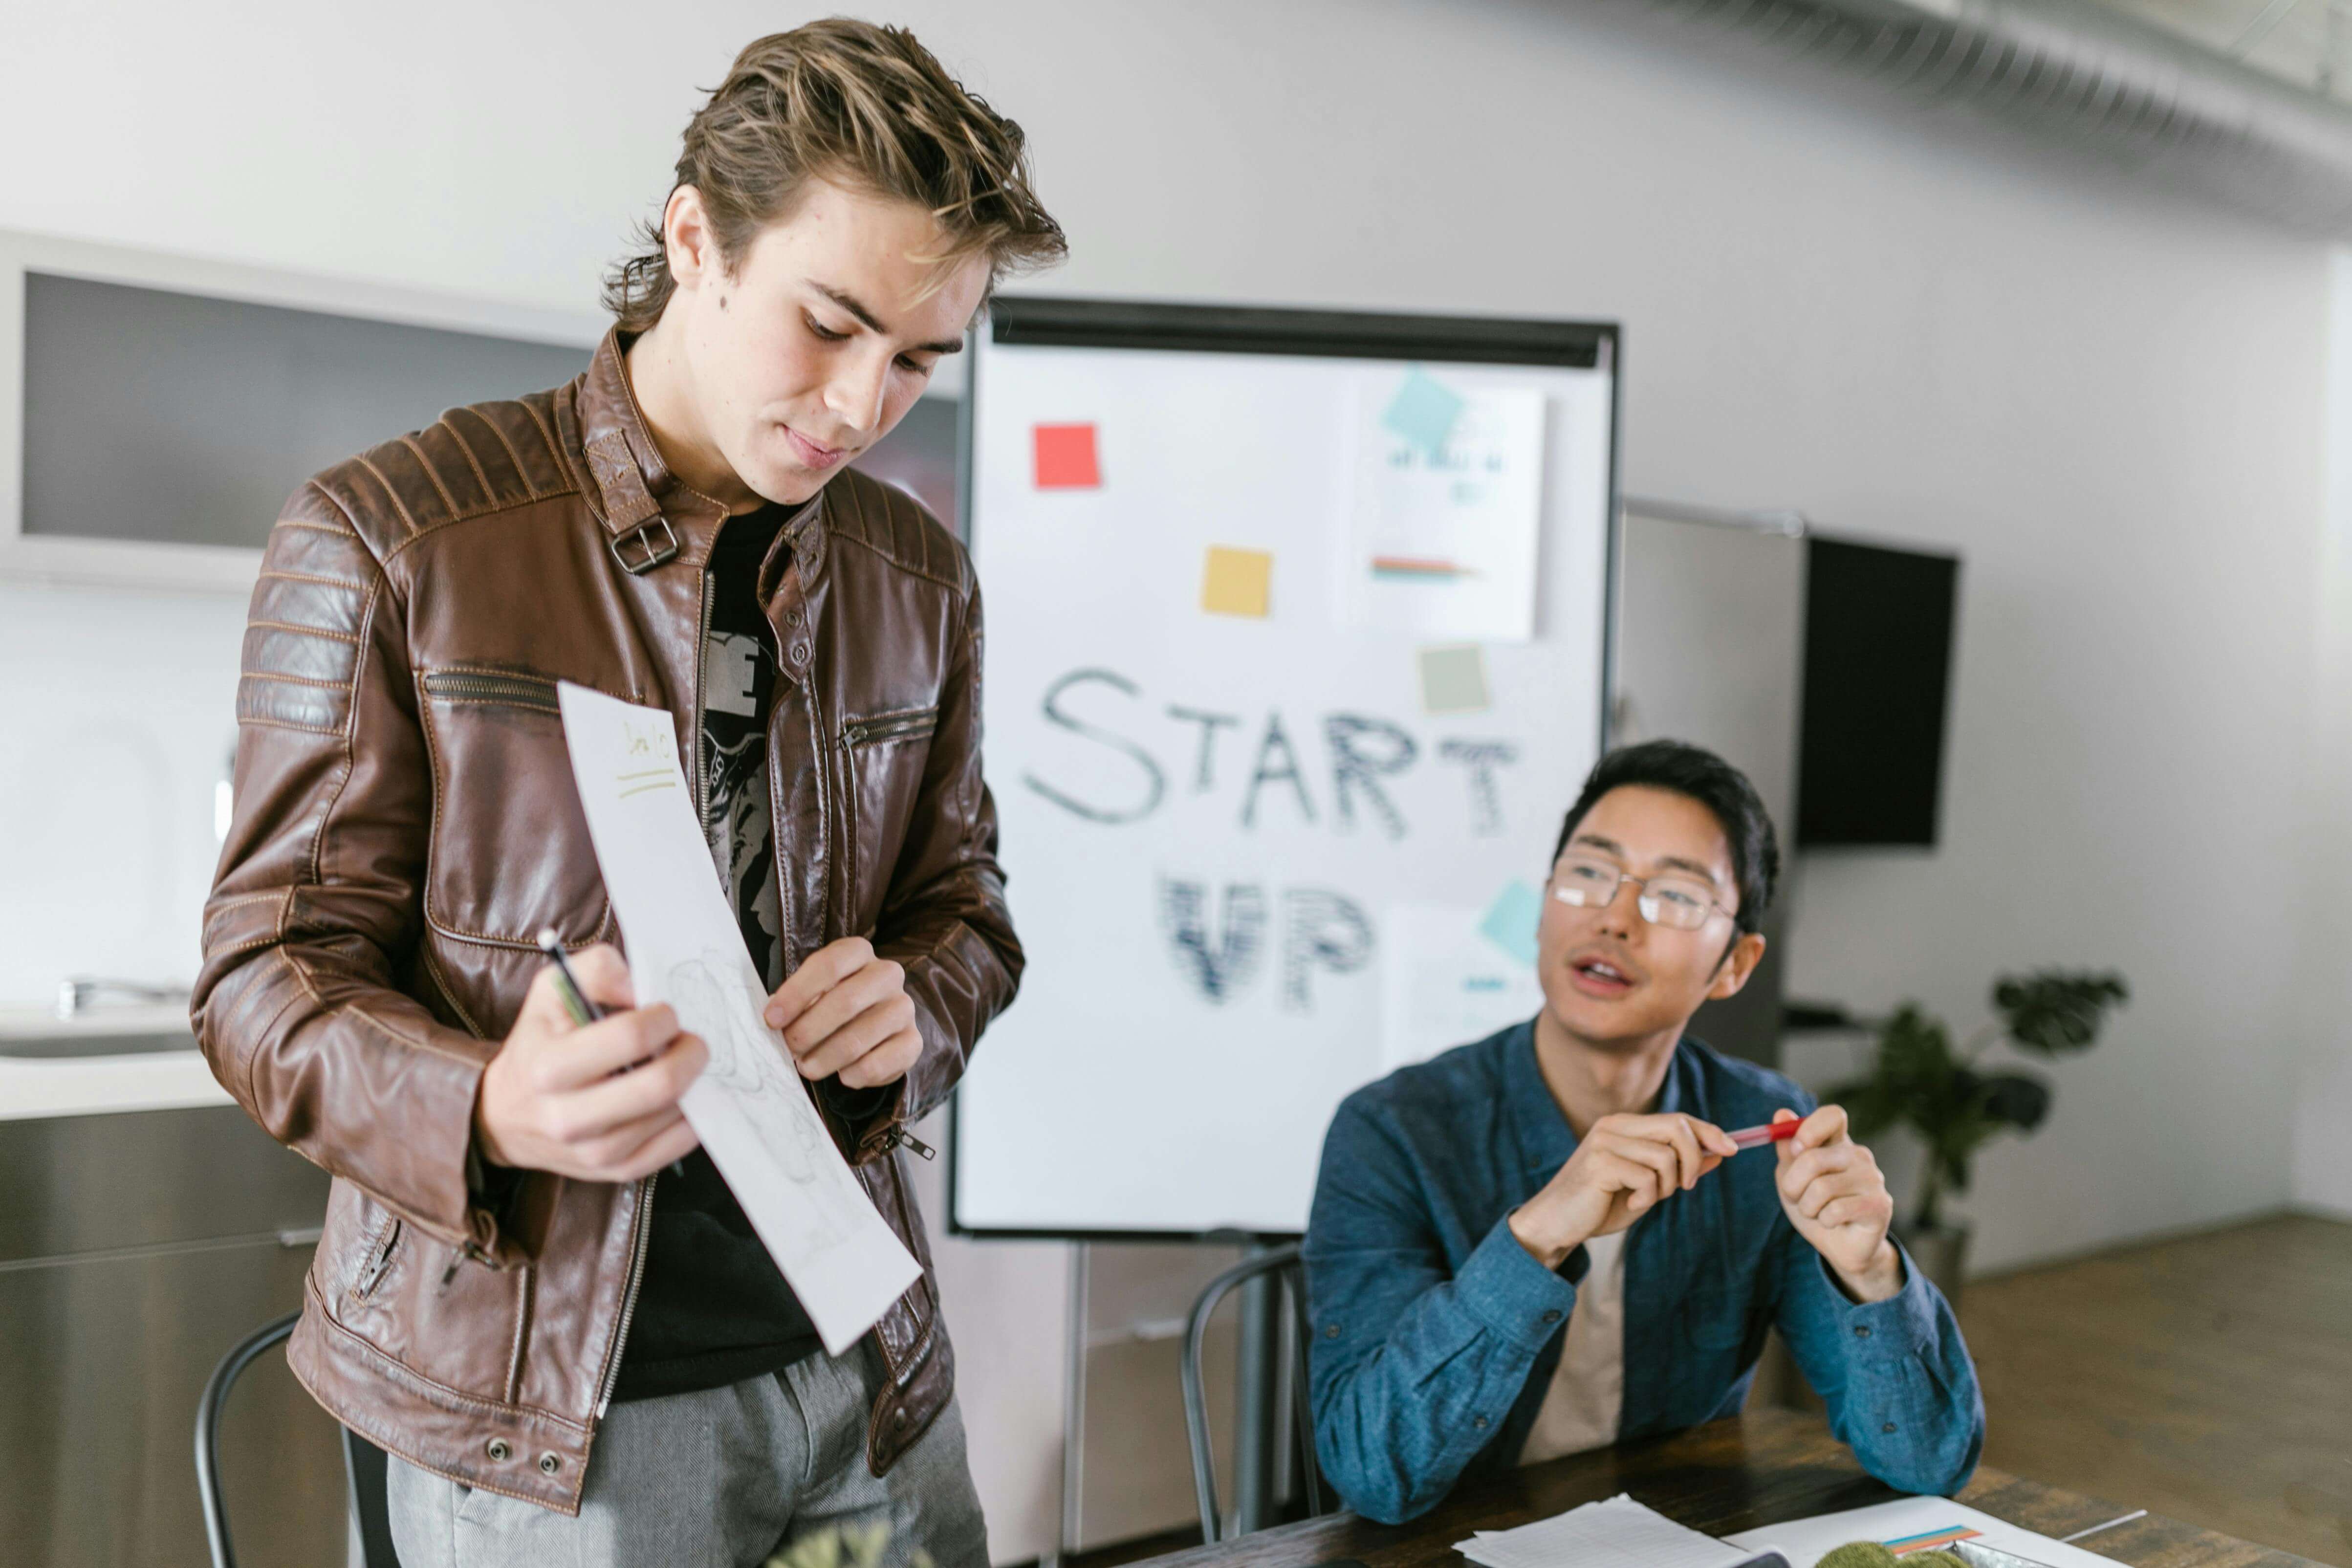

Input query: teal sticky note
[1381,368,1464,461]
[1478,880,1543,969]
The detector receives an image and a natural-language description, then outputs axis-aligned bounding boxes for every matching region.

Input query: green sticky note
[1478,880,1543,968]
[1381,368,1464,460]
[1418,644,1490,715]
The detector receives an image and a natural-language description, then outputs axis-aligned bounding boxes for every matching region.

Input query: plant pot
[1895,1220,1971,1308]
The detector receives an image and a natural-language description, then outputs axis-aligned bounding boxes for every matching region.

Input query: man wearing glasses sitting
[1304,740,1983,1524]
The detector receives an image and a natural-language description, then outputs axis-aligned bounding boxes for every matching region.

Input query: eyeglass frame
[1545,852,1739,932]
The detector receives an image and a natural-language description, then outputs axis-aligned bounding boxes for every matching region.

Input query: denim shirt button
[1541,1308,1562,1324]
[1324,1324,1341,1339]
[1474,1415,1490,1430]
[1854,1324,1872,1338]
[1882,1421,1897,1434]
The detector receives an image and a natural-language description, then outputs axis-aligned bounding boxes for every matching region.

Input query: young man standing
[1304,741,1983,1524]
[194,22,1063,1565]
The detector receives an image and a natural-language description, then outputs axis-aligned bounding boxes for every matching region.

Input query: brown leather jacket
[192,330,1021,1513]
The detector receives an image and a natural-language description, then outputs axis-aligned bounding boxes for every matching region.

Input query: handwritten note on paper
[556,682,919,1356]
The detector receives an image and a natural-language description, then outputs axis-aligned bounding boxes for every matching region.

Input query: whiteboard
[951,300,1618,1238]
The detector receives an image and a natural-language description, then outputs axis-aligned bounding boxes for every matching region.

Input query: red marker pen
[1725,1118,1803,1150]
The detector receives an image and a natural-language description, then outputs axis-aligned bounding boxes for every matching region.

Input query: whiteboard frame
[948,295,1624,1242]
[0,227,603,594]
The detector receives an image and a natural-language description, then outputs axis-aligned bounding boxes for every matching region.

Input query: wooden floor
[1959,1211,2352,1567]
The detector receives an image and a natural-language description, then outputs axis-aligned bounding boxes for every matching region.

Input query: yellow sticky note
[1200,546,1272,618]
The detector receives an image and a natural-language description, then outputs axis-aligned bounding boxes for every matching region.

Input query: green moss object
[1818,1548,1969,1568]
[1818,1544,1900,1568]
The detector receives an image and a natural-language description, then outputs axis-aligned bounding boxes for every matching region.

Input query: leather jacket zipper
[592,1167,658,1417]
[420,670,562,714]
[349,1217,403,1301]
[597,518,718,1417]
[841,708,937,747]
[883,1127,936,1161]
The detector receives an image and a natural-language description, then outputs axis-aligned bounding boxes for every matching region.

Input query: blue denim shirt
[1303,1021,1984,1524]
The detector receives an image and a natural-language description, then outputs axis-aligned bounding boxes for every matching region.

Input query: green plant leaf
[1994,971,2128,1056]
[1981,1070,2051,1132]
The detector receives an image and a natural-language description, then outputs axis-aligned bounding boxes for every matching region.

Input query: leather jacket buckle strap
[611,517,679,574]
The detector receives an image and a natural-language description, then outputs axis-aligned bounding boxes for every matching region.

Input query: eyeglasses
[1548,853,1733,932]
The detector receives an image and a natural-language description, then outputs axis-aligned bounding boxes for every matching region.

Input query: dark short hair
[1550,740,1780,937]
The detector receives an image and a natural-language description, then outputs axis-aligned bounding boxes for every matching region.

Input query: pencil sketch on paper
[668,949,849,1256]
[557,677,919,1353]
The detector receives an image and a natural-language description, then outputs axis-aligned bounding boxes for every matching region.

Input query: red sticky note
[1033,423,1101,489]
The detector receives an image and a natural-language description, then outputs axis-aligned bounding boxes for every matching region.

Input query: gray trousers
[387,1343,987,1568]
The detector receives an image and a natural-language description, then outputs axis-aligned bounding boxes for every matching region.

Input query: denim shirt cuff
[1810,1239,1940,1355]
[1457,1214,1581,1352]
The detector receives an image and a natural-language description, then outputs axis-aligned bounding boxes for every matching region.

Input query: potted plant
[1823,970,2128,1303]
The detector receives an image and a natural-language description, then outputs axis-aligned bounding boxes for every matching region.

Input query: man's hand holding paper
[475,944,709,1183]
[766,936,922,1090]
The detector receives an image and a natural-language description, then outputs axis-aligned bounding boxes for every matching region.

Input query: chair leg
[342,1427,402,1567]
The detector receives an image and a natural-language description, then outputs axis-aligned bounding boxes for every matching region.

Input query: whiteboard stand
[1055,1240,1088,1564]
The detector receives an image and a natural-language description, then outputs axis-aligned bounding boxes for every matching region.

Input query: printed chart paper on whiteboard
[1381,903,1544,1073]
[1342,369,1548,642]
[555,681,919,1355]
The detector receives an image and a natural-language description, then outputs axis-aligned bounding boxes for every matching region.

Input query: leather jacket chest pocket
[418,669,609,946]
[841,705,937,923]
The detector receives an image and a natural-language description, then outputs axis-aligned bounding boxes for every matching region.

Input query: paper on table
[1724,1498,2126,1568]
[1381,904,1544,1073]
[556,682,920,1358]
[1458,1494,1786,1568]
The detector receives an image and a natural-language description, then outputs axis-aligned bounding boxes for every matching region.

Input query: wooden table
[1137,1410,2318,1568]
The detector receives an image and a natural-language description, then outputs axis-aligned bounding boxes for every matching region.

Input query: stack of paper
[1458,1494,1789,1568]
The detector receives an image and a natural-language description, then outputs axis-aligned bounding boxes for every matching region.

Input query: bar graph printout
[556,681,920,1356]
[1342,367,1547,641]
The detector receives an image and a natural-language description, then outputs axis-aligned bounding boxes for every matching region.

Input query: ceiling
[2087,0,2352,98]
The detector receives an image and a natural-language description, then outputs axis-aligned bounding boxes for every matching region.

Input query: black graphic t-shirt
[610,501,823,1403]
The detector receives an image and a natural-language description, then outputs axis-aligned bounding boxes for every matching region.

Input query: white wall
[3,0,2344,1556]
[2291,249,2352,1220]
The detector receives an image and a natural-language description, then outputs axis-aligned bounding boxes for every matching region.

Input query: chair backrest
[1178,1244,1328,1542]
[196,1309,400,1568]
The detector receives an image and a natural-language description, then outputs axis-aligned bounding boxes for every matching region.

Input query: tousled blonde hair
[603,18,1066,330]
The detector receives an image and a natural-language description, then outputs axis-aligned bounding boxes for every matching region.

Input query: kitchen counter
[0,1003,234,1122]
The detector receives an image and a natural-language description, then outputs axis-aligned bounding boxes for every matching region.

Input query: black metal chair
[196,1309,401,1568]
[1178,1244,1329,1542]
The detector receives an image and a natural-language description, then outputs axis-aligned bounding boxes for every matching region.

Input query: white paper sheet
[1724,1498,2125,1568]
[1459,1494,1784,1568]
[1381,903,1545,1073]
[556,682,920,1357]
[1341,371,1548,642]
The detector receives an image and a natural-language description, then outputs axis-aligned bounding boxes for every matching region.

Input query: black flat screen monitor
[1796,535,1960,848]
